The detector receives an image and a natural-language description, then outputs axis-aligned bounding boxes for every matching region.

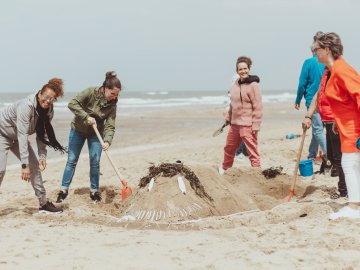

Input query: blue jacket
[295,55,325,107]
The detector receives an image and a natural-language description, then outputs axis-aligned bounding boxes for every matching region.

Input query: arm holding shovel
[87,117,109,150]
[91,123,132,202]
[302,91,319,130]
[101,107,117,151]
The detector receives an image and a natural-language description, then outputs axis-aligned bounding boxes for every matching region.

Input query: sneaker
[218,167,225,176]
[90,191,102,203]
[39,201,63,214]
[330,193,348,200]
[235,153,245,161]
[329,206,360,220]
[56,190,68,203]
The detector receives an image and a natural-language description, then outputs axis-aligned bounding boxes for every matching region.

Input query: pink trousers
[222,125,260,169]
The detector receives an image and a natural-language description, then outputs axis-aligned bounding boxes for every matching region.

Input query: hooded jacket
[0,94,51,164]
[226,75,263,131]
[68,87,117,145]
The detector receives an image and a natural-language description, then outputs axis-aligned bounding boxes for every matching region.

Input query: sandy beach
[0,101,359,270]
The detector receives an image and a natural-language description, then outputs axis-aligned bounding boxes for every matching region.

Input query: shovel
[283,129,307,202]
[212,123,228,137]
[92,125,132,202]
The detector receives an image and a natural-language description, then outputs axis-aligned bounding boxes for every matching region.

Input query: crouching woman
[0,78,66,213]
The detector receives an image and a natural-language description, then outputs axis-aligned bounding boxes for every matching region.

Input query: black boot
[331,166,339,177]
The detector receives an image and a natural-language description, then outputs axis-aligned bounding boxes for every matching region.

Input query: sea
[0,90,296,111]
[0,89,296,166]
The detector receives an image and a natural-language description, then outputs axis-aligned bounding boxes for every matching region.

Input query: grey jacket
[0,93,52,164]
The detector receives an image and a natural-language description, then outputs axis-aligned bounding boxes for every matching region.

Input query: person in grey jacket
[0,78,66,213]
[56,71,121,203]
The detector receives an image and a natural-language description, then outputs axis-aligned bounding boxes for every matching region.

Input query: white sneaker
[218,167,225,176]
[329,206,360,220]
[235,153,245,161]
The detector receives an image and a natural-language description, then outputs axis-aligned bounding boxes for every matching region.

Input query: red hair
[40,78,64,98]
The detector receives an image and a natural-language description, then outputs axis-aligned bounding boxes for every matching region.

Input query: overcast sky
[1,0,359,93]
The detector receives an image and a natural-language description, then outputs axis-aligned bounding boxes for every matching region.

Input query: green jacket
[68,87,117,145]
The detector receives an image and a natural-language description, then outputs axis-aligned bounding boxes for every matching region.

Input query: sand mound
[118,163,305,223]
[1,163,337,230]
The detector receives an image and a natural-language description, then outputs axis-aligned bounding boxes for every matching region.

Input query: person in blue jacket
[294,36,327,161]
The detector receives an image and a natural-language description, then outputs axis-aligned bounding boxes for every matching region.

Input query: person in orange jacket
[305,31,348,199]
[303,32,360,219]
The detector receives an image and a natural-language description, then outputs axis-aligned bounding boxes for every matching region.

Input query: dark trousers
[324,122,347,196]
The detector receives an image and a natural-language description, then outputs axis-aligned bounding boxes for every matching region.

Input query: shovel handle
[290,129,307,191]
[92,125,125,183]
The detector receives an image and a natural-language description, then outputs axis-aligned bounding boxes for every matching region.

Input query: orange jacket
[325,57,360,153]
[318,68,334,122]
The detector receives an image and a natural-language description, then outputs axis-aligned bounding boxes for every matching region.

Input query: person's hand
[39,159,46,171]
[21,167,31,182]
[302,117,311,130]
[87,117,96,126]
[294,104,300,110]
[102,142,110,151]
[225,120,231,126]
[332,122,338,135]
[252,130,258,135]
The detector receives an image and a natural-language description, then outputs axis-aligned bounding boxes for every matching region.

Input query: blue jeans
[236,142,246,156]
[308,110,327,159]
[61,129,102,192]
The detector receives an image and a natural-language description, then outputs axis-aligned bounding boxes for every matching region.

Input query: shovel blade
[121,179,132,201]
[282,189,295,202]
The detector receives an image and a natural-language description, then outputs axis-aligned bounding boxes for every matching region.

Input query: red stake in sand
[92,125,132,202]
[283,129,307,202]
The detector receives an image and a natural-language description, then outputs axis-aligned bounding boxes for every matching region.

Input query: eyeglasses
[313,47,323,53]
[41,94,57,103]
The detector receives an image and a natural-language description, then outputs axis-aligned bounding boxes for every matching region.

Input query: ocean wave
[262,92,296,103]
[0,92,296,109]
[146,91,169,95]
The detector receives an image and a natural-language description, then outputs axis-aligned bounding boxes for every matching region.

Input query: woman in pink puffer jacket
[219,56,263,174]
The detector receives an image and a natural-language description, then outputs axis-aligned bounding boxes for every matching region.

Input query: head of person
[38,78,64,109]
[102,71,121,103]
[310,31,324,55]
[236,56,252,81]
[36,78,66,153]
[313,32,343,65]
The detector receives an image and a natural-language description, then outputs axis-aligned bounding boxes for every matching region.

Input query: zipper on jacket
[239,84,243,103]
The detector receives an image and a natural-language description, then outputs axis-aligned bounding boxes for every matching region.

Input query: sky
[1,0,360,93]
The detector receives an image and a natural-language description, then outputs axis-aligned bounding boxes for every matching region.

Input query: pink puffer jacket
[226,78,263,131]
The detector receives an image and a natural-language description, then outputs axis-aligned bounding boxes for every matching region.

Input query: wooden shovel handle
[290,129,307,192]
[92,125,125,183]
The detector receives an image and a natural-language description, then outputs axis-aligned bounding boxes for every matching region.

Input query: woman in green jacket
[57,71,121,203]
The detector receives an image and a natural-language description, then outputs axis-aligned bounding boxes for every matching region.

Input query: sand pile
[1,163,337,230]
[118,163,308,224]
